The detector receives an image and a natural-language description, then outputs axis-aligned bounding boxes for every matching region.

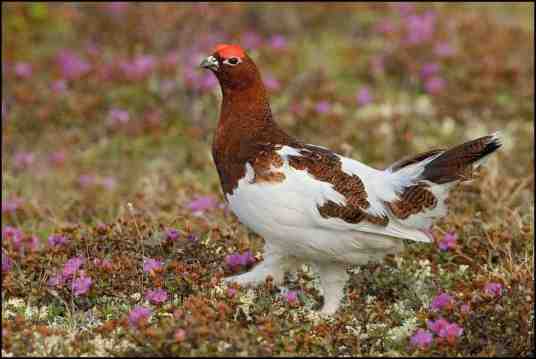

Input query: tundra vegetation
[2,3,534,356]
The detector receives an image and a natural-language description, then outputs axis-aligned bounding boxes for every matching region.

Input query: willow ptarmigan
[200,44,501,315]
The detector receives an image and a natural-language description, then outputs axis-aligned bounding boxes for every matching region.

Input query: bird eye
[224,57,241,66]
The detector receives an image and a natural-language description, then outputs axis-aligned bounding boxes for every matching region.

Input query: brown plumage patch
[287,145,388,226]
[249,147,286,184]
[387,184,438,220]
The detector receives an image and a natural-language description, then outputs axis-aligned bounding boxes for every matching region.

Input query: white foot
[315,262,349,316]
[223,252,286,287]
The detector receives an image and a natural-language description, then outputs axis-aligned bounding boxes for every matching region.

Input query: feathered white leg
[224,242,287,286]
[315,262,349,316]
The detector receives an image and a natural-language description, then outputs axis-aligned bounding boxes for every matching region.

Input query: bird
[200,44,501,315]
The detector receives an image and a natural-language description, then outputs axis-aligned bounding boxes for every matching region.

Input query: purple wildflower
[285,290,298,303]
[143,258,164,273]
[438,322,463,339]
[165,228,180,241]
[431,292,454,311]
[424,76,446,95]
[47,274,65,287]
[227,287,237,298]
[120,55,156,81]
[13,152,35,169]
[438,231,457,251]
[187,196,217,213]
[79,174,97,188]
[225,251,256,270]
[484,282,503,297]
[107,108,130,126]
[62,256,85,278]
[49,151,66,166]
[72,275,92,296]
[14,62,32,78]
[404,11,436,45]
[51,80,68,93]
[410,329,433,349]
[315,100,332,115]
[2,198,23,214]
[434,42,456,57]
[26,235,40,252]
[2,226,24,249]
[128,306,152,328]
[56,50,91,80]
[426,317,449,334]
[356,87,373,106]
[241,31,262,49]
[100,176,116,190]
[2,252,13,273]
[264,74,281,91]
[269,34,287,49]
[48,234,69,247]
[420,63,440,79]
[187,234,198,242]
[145,288,168,304]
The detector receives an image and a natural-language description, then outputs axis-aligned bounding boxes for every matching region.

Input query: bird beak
[200,55,219,71]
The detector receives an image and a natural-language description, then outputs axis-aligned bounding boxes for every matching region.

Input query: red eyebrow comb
[213,44,245,59]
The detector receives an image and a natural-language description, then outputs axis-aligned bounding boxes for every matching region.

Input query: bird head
[200,44,261,91]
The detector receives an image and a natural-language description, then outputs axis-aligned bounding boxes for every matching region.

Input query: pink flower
[62,256,85,278]
[438,231,457,251]
[165,228,180,241]
[434,42,456,57]
[128,306,152,328]
[268,35,287,49]
[410,329,433,349]
[51,80,68,93]
[356,87,373,106]
[107,108,130,126]
[2,226,24,249]
[79,174,97,187]
[241,31,262,49]
[438,322,463,339]
[72,275,92,296]
[48,234,68,247]
[145,288,168,304]
[315,100,331,115]
[13,152,35,169]
[285,290,298,303]
[227,287,237,298]
[426,317,450,334]
[430,292,454,311]
[143,258,164,273]
[47,274,65,287]
[420,63,440,80]
[264,74,281,91]
[424,76,446,95]
[49,150,67,166]
[2,252,13,273]
[26,235,40,252]
[120,55,156,81]
[225,251,256,270]
[484,282,503,297]
[56,50,91,80]
[2,197,24,214]
[14,62,32,78]
[187,196,218,213]
[404,11,436,45]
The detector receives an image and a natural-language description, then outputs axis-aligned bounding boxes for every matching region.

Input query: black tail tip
[483,132,502,156]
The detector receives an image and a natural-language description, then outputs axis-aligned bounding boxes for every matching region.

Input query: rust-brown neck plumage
[211,57,294,196]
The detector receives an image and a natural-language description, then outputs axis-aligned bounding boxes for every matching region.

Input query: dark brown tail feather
[420,133,502,184]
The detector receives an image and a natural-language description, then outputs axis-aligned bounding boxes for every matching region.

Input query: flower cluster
[225,250,256,271]
[47,256,92,296]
